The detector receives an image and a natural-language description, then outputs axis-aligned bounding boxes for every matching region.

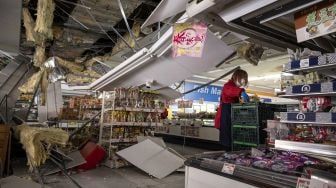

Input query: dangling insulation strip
[111,21,141,55]
[18,70,44,93]
[14,124,69,170]
[33,45,46,67]
[34,0,55,39]
[66,70,101,85]
[55,57,85,72]
[22,8,36,42]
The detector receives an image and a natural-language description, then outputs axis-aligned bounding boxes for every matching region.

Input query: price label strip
[221,163,235,175]
[296,178,310,188]
[300,59,309,68]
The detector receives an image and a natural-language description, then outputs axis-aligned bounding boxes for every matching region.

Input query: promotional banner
[172,22,208,57]
[295,0,336,42]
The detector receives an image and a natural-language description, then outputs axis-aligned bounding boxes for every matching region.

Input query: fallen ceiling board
[99,30,234,91]
[0,0,22,53]
[0,176,50,188]
[45,151,86,175]
[136,136,166,148]
[117,139,184,179]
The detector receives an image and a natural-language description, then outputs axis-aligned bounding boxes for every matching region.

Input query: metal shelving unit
[278,56,336,154]
[279,112,336,125]
[99,90,164,168]
[280,81,336,98]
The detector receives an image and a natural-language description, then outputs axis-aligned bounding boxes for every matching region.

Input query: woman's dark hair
[231,69,248,87]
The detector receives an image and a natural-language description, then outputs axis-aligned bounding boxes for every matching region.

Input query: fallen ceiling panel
[0,0,22,54]
[117,139,184,179]
[95,29,235,91]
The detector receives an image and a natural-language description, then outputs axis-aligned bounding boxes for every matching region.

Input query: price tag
[309,176,336,188]
[300,59,309,68]
[221,163,235,175]
[296,178,310,188]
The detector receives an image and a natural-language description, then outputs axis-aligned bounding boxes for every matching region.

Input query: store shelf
[155,132,202,140]
[280,81,336,97]
[280,112,336,125]
[101,139,137,144]
[104,107,164,113]
[103,122,163,127]
[275,140,336,158]
[80,107,102,110]
[284,62,336,73]
[283,56,336,73]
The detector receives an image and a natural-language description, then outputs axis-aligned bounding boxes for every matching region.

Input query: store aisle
[45,166,185,188]
[12,143,209,188]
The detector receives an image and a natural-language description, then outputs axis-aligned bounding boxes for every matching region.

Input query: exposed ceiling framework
[16,0,164,89]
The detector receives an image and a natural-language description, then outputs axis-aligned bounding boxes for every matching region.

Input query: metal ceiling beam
[259,0,324,24]
[117,0,140,49]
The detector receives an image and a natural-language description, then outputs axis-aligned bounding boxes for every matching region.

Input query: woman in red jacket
[215,69,249,150]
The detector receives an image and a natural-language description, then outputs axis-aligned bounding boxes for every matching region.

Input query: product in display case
[185,148,336,188]
[99,88,164,168]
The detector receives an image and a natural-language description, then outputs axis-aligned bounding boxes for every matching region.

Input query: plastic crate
[231,103,286,126]
[232,125,259,143]
[232,141,257,151]
[231,105,258,124]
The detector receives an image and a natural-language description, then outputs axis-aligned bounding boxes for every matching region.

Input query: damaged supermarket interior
[1,0,336,187]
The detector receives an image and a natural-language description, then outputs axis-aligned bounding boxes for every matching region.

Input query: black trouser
[219,103,232,151]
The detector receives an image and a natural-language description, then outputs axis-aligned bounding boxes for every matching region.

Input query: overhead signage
[172,22,208,58]
[183,82,222,102]
[295,0,336,42]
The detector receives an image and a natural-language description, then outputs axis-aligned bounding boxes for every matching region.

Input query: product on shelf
[176,112,216,119]
[59,108,79,120]
[285,125,336,145]
[100,88,165,168]
[181,126,200,137]
[300,96,332,112]
[280,71,327,90]
[265,120,289,144]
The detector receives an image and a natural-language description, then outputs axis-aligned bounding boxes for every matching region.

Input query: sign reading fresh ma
[184,82,222,102]
[295,0,336,42]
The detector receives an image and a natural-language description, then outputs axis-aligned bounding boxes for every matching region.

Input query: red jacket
[221,79,244,103]
[215,80,244,129]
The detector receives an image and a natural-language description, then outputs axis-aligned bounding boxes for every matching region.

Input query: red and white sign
[172,22,207,58]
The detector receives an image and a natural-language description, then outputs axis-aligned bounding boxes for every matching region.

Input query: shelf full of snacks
[99,88,165,168]
[276,52,336,153]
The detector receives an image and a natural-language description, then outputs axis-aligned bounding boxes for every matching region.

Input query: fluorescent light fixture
[281,72,294,76]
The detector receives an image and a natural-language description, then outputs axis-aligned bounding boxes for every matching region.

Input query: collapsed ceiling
[19,0,161,87]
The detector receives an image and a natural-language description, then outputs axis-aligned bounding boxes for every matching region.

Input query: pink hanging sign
[172,22,208,58]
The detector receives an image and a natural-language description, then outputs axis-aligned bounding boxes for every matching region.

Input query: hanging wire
[55,4,89,30]
[79,0,136,52]
[117,0,140,49]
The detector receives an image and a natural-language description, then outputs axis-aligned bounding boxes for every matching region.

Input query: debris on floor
[14,124,69,170]
[117,139,185,179]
